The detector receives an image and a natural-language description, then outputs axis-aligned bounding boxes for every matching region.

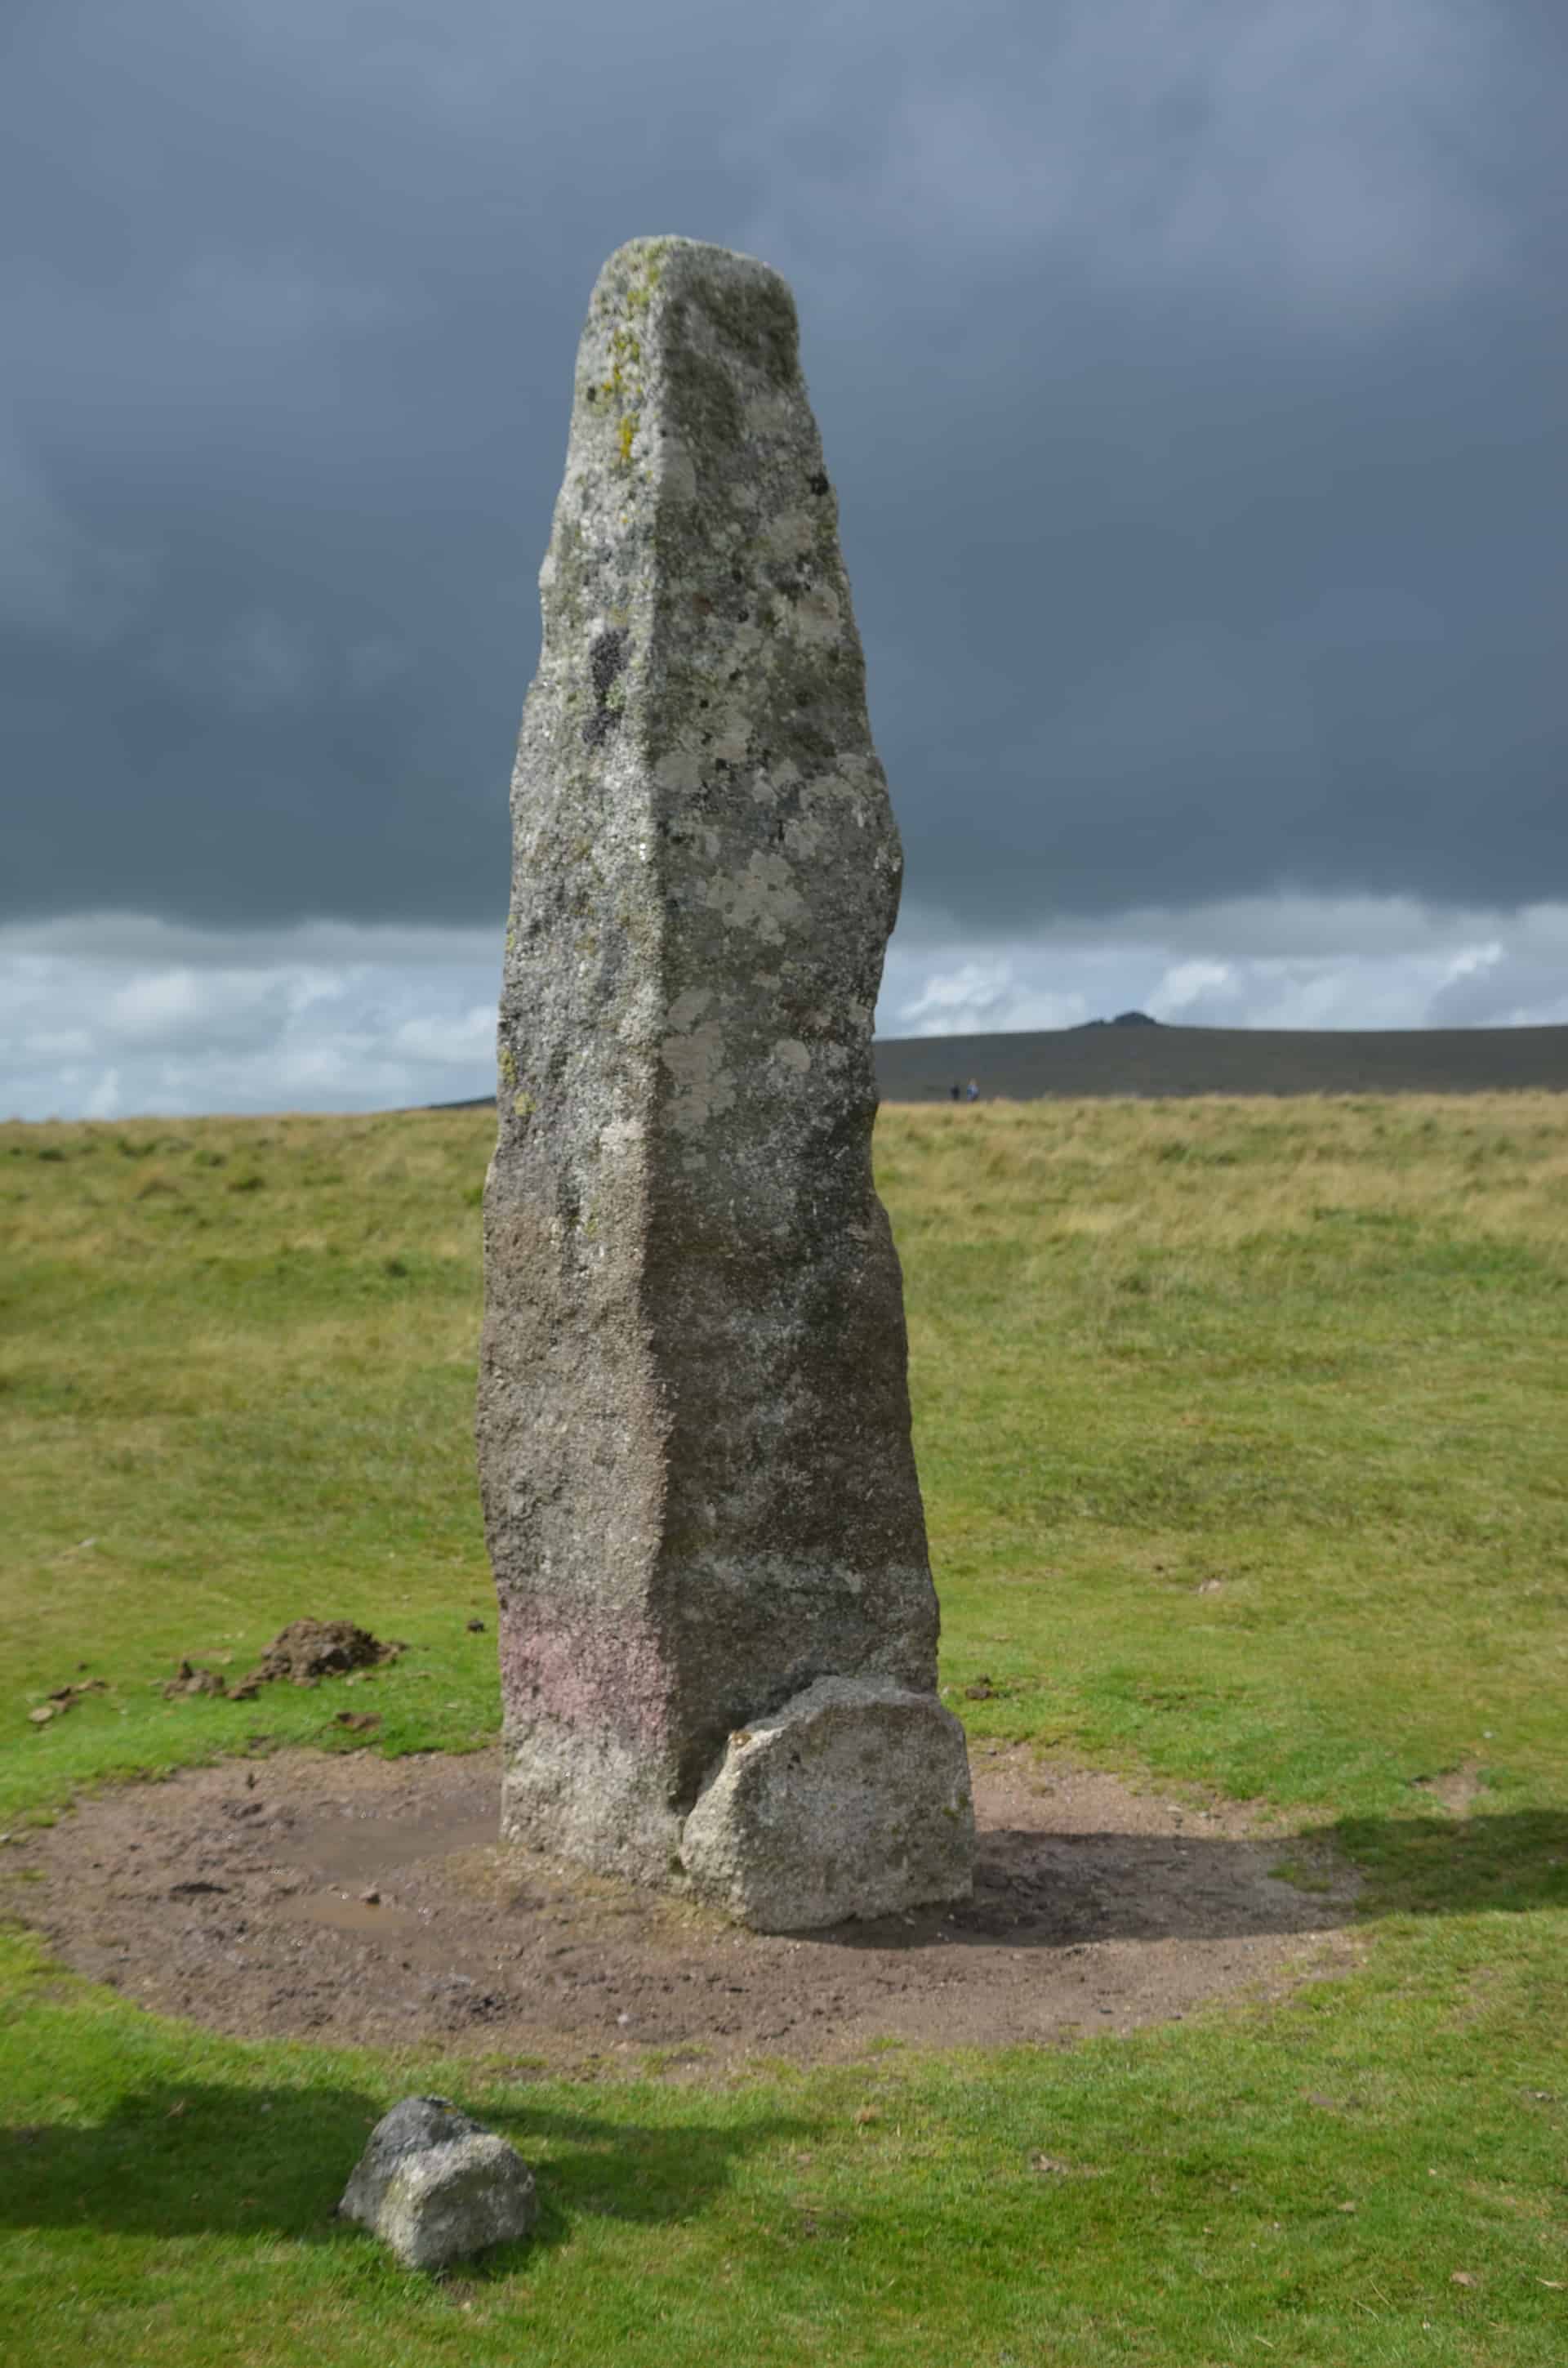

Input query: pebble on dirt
[337,2095,538,2272]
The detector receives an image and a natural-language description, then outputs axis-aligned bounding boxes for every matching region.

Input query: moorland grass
[2,1095,1566,2365]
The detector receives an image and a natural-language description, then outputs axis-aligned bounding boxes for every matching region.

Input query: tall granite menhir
[476,238,973,1931]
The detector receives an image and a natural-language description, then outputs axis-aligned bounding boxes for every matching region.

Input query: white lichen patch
[719,621,766,670]
[710,716,751,765]
[702,851,808,942]
[616,979,667,1044]
[653,745,705,796]
[743,389,799,439]
[666,986,712,1032]
[661,1010,736,1138]
[652,430,698,504]
[762,511,817,562]
[598,1113,645,1158]
[746,757,803,807]
[770,1038,811,1075]
[782,811,826,858]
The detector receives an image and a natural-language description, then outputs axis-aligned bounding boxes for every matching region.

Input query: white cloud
[4,897,1567,1120]
[896,959,1089,1037]
[1148,961,1232,1019]
[884,895,1568,1041]
[0,916,503,1119]
[388,1006,499,1064]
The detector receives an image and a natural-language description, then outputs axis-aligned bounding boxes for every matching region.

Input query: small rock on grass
[337,2095,538,2272]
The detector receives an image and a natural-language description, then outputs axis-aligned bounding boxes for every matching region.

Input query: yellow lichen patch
[625,255,665,313]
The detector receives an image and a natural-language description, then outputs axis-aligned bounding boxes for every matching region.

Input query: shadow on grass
[0,2080,808,2257]
[1316,1807,1568,1920]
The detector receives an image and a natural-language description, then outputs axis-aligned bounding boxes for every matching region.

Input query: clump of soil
[25,1678,108,1726]
[163,1665,229,1699]
[11,1745,1361,2071]
[244,1620,403,1688]
[162,1620,404,1702]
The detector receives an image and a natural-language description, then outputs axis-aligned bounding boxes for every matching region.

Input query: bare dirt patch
[11,1744,1361,2070]
[1409,1758,1488,1817]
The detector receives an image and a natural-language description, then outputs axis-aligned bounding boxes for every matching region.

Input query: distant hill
[429,1021,1568,1113]
[875,1023,1568,1101]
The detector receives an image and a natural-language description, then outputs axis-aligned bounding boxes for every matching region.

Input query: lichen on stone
[476,239,962,1915]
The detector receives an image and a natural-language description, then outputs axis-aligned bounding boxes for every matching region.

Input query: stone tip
[578,235,801,407]
[599,232,784,279]
[591,234,796,320]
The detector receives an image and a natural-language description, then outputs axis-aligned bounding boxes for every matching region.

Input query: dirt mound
[244,1621,403,1688]
[161,1621,404,1702]
[11,1745,1361,2071]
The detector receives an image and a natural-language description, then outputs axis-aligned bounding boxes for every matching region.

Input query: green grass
[3,1095,1566,2364]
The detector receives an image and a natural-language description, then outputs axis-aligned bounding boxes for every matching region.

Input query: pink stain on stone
[499,1613,672,1747]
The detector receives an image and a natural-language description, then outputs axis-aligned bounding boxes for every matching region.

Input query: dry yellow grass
[876,1091,1568,1250]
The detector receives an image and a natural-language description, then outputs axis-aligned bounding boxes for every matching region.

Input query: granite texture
[337,2096,538,2272]
[476,238,966,1907]
[679,1676,976,1930]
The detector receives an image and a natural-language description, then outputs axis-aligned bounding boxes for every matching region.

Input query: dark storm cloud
[3,0,1565,936]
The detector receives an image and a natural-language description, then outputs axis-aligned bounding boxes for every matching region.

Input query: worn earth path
[12,1746,1360,2070]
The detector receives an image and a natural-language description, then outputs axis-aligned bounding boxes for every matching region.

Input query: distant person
[950,1081,962,1102]
[965,1079,979,1103]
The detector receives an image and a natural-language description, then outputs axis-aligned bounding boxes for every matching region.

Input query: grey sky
[5,0,1564,945]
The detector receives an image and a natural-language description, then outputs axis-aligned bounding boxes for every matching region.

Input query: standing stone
[476,236,973,1928]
